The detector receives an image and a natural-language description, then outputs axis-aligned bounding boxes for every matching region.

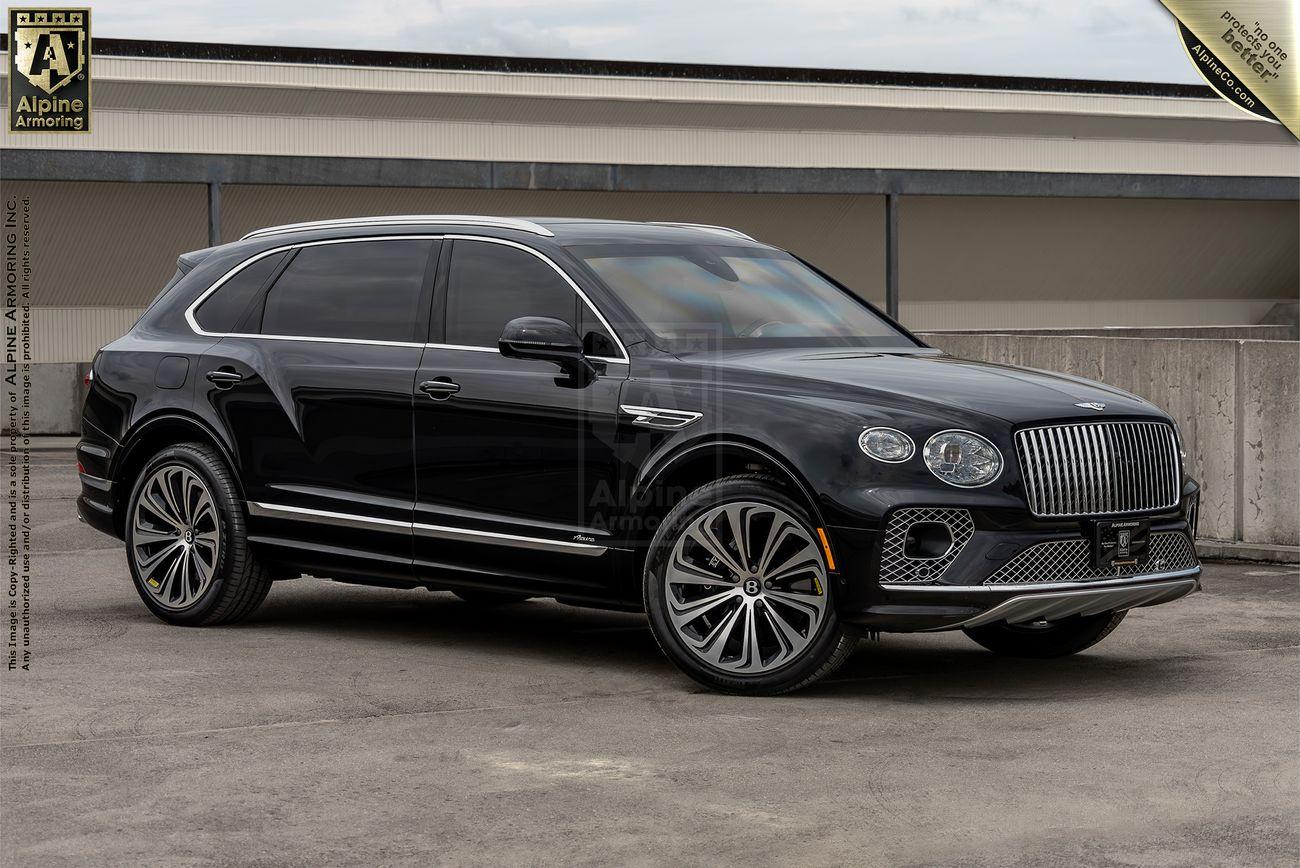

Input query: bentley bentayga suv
[77,216,1201,694]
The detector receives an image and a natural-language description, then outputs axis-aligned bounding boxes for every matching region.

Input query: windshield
[570,243,916,351]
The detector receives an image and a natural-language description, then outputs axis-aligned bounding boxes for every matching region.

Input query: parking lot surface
[3,447,1297,866]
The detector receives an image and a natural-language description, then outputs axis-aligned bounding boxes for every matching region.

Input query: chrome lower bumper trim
[881,565,1201,594]
[923,577,1199,632]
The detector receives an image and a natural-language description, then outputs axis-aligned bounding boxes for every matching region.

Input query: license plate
[1092,518,1151,570]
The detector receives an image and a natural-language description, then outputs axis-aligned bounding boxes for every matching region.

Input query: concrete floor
[2,448,1297,866]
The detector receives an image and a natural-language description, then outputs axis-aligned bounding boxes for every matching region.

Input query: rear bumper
[75,434,122,540]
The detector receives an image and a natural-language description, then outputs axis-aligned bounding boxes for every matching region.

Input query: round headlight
[923,430,1003,487]
[859,427,915,463]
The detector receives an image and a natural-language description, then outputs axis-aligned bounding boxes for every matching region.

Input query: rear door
[197,237,439,571]
[412,237,628,590]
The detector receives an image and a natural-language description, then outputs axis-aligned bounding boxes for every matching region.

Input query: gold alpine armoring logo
[8,7,91,132]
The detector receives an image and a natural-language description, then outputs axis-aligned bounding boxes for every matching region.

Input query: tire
[963,610,1127,658]
[124,442,272,626]
[452,589,532,606]
[643,475,857,695]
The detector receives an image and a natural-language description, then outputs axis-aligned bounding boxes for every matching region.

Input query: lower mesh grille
[879,507,973,585]
[984,531,1198,586]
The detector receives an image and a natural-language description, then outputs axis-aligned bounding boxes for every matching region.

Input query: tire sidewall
[124,445,241,625]
[643,477,845,694]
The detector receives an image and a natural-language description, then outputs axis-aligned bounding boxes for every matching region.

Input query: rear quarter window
[193,252,288,334]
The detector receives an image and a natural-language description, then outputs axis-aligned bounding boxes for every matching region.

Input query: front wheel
[644,476,857,695]
[963,610,1127,658]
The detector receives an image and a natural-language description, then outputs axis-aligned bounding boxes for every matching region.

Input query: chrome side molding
[247,501,607,556]
[620,405,703,430]
[240,215,555,241]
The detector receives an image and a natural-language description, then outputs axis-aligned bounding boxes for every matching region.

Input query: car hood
[679,348,1162,426]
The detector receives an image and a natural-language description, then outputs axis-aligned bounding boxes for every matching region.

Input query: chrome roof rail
[647,222,756,241]
[240,215,555,241]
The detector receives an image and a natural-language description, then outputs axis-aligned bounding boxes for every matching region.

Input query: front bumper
[833,485,1202,632]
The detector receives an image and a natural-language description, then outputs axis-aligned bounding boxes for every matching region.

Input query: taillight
[83,370,93,386]
[76,461,85,474]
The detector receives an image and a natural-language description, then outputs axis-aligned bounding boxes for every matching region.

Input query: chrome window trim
[241,215,555,241]
[619,405,703,429]
[184,234,632,364]
[247,501,607,556]
[184,235,442,346]
[880,564,1200,593]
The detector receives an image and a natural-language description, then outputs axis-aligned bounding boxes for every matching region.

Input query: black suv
[77,216,1201,694]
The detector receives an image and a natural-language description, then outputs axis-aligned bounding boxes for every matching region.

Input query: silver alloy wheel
[131,464,221,610]
[664,500,829,674]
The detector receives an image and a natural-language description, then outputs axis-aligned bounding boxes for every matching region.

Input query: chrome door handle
[419,379,460,400]
[206,370,243,388]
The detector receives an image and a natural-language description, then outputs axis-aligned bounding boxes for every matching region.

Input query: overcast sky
[88,0,1199,84]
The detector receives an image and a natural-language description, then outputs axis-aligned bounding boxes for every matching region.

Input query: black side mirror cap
[498,316,597,387]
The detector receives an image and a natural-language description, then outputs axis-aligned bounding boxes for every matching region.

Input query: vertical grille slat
[1015,421,1181,518]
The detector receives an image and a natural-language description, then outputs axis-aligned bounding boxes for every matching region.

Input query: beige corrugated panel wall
[3,55,1297,175]
[12,181,1300,361]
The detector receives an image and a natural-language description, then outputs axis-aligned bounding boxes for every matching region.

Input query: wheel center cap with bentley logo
[743,578,762,596]
[183,529,193,544]
[1075,402,1106,411]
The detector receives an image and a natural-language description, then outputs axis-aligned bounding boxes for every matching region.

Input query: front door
[413,237,627,591]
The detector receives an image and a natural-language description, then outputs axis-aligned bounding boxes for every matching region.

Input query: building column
[207,181,222,247]
[885,193,900,320]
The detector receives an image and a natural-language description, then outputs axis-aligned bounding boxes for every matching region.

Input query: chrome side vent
[1016,421,1181,518]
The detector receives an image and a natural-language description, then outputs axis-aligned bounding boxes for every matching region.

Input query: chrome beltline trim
[880,565,1201,593]
[247,501,607,556]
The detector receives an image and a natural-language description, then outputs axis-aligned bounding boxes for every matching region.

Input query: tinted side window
[445,241,582,348]
[194,252,286,333]
[261,240,433,343]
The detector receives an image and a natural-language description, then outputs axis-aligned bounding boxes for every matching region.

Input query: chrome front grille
[1016,421,1181,518]
[984,531,1198,585]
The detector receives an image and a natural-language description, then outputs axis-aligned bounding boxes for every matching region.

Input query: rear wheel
[125,443,272,626]
[644,475,856,695]
[963,610,1127,658]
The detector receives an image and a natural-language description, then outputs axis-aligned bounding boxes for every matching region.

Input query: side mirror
[498,316,597,387]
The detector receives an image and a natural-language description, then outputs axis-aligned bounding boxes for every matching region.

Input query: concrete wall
[2,363,91,436]
[921,332,1300,550]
